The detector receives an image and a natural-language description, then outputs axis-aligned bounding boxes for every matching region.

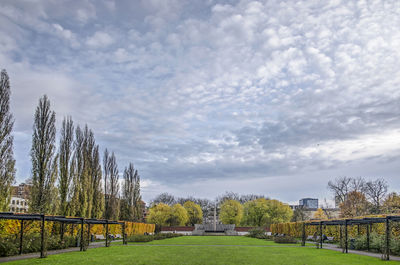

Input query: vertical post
[339,224,343,253]
[366,223,370,252]
[385,217,390,260]
[301,223,305,246]
[80,218,84,251]
[344,220,348,254]
[87,223,91,246]
[122,222,127,245]
[60,222,64,242]
[105,220,109,247]
[40,214,46,258]
[19,220,24,255]
[357,224,360,236]
[319,222,323,249]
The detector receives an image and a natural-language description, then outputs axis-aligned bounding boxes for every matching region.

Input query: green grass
[139,236,279,245]
[4,236,398,265]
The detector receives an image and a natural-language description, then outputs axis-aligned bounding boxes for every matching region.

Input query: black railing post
[122,222,127,245]
[19,220,24,255]
[80,218,84,251]
[40,214,46,258]
[105,220,109,247]
[60,222,64,242]
[366,223,370,252]
[87,223,91,246]
[319,222,323,249]
[344,220,348,254]
[385,217,390,260]
[301,223,305,247]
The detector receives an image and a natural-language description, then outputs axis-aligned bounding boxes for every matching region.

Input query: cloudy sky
[1,0,400,205]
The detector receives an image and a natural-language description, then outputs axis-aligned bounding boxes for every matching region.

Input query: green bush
[127,233,182,243]
[247,227,269,239]
[390,237,400,256]
[273,235,297,244]
[354,234,368,250]
[0,234,78,257]
[127,235,154,242]
[0,237,19,257]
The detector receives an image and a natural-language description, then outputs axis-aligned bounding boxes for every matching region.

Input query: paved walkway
[0,240,122,263]
[307,241,400,261]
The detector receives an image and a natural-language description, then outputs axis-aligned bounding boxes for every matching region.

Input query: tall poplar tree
[58,117,74,216]
[90,145,104,218]
[0,70,15,211]
[104,150,119,220]
[120,163,142,221]
[30,95,58,214]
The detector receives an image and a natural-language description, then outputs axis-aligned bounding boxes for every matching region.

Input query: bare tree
[350,177,366,194]
[364,178,388,213]
[0,70,15,211]
[327,177,352,205]
[152,193,176,206]
[30,95,58,214]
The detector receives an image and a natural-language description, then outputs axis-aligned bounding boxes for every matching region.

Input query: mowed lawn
[5,236,398,265]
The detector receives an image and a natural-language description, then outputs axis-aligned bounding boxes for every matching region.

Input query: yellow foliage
[270,214,400,239]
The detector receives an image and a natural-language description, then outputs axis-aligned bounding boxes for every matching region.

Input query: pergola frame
[0,212,128,258]
[301,216,400,260]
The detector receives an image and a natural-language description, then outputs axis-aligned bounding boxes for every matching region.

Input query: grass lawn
[4,236,398,265]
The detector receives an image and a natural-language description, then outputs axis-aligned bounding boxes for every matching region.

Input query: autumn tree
[219,199,243,226]
[340,191,370,218]
[183,201,203,225]
[147,203,172,226]
[30,95,58,214]
[0,70,15,211]
[169,204,189,226]
[382,193,400,214]
[58,117,74,216]
[263,199,293,225]
[313,208,327,220]
[242,198,292,226]
[242,198,270,226]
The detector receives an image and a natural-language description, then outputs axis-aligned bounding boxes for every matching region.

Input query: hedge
[270,215,400,240]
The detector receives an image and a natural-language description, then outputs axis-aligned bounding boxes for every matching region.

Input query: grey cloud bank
[1,0,399,203]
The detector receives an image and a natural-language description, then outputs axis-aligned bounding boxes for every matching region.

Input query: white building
[9,196,29,213]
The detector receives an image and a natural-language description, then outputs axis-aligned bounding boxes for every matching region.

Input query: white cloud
[86,31,114,48]
[2,0,400,203]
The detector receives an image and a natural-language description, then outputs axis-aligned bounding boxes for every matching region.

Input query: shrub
[127,235,154,242]
[0,237,18,257]
[247,227,268,239]
[390,237,400,256]
[127,233,182,243]
[370,233,384,252]
[273,235,297,244]
[354,234,368,250]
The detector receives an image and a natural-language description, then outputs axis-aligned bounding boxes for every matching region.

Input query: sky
[1,0,400,205]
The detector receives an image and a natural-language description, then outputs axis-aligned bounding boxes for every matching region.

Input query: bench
[326,236,334,242]
[95,234,105,240]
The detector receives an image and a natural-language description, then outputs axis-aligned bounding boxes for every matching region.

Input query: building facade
[299,198,318,209]
[9,196,29,213]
